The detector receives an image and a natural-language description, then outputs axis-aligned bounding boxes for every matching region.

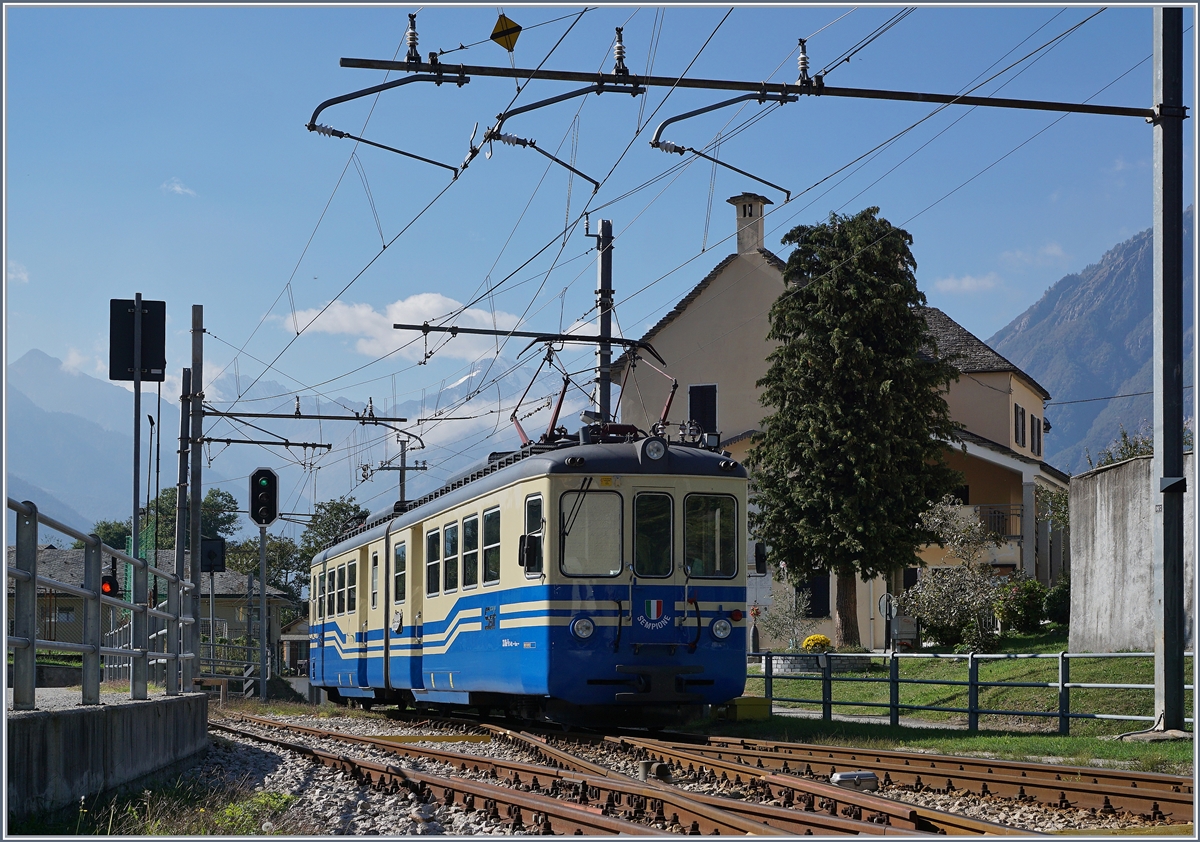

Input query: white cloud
[7,260,28,284]
[160,177,196,197]
[934,272,999,294]
[1000,242,1068,268]
[61,348,90,373]
[290,293,523,362]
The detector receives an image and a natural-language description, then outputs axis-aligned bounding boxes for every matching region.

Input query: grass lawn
[743,626,1194,739]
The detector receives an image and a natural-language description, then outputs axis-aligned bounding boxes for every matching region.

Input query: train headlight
[571,617,596,640]
[711,618,733,640]
[640,436,668,463]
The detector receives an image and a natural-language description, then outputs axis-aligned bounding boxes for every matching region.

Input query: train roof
[313,438,746,564]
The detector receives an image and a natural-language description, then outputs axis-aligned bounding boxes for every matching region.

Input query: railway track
[687,735,1194,822]
[219,713,1042,834]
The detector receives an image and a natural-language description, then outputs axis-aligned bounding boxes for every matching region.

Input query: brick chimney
[727,192,773,254]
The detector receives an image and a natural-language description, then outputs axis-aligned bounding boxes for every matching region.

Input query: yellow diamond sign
[491,14,521,52]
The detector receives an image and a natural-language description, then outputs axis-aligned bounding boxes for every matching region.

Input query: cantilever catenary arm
[307,73,469,129]
[649,91,796,147]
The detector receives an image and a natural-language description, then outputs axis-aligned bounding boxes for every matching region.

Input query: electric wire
[815,7,916,78]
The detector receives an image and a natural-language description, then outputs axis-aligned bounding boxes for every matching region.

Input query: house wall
[1069,453,1195,651]
[944,448,1024,506]
[945,372,1013,445]
[619,251,783,439]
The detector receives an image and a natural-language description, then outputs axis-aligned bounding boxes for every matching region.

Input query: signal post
[250,468,279,701]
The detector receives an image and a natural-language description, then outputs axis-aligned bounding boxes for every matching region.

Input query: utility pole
[130,292,147,700]
[592,219,614,422]
[189,305,204,691]
[170,368,191,694]
[1151,5,1185,733]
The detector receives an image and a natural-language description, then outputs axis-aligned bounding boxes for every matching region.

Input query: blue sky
[5,4,1196,497]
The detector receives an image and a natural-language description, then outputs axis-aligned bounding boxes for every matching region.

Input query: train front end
[539,436,749,727]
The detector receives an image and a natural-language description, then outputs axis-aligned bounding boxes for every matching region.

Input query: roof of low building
[918,307,1051,400]
[5,545,290,599]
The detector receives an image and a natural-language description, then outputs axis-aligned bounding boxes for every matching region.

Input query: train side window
[560,490,623,577]
[347,561,357,613]
[336,564,346,614]
[317,573,325,619]
[634,492,673,577]
[684,494,737,578]
[462,515,479,588]
[444,522,460,592]
[483,507,501,585]
[393,543,406,604]
[370,553,379,610]
[326,570,336,617]
[426,529,441,596]
[522,495,544,575]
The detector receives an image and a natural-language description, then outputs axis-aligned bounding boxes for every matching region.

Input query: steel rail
[210,722,665,836]
[232,715,901,835]
[339,59,1158,120]
[691,737,1194,821]
[224,717,784,835]
[615,736,1032,835]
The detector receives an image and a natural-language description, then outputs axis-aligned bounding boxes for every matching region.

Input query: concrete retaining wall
[1069,453,1195,652]
[6,664,83,688]
[7,693,208,820]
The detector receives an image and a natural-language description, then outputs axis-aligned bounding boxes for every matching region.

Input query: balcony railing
[975,504,1022,539]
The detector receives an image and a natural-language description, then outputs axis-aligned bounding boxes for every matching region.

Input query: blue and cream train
[308,432,750,726]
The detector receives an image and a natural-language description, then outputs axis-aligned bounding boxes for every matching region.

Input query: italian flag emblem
[645,599,663,620]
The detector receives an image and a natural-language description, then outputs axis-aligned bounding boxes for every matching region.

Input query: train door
[387,525,423,690]
[364,544,387,688]
[628,487,687,648]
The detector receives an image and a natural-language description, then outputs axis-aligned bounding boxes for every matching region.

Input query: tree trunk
[834,571,862,649]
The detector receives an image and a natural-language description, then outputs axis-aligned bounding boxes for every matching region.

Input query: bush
[1043,573,1070,625]
[993,573,1046,633]
[898,562,998,649]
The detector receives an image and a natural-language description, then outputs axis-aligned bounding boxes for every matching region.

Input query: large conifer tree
[746,207,961,648]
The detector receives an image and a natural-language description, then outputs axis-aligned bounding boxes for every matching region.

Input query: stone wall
[1069,453,1194,652]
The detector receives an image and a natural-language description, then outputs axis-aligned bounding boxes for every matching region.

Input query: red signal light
[730,609,744,622]
[101,575,120,598]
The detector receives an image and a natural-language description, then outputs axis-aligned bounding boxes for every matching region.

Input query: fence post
[82,535,102,705]
[821,654,832,721]
[1058,651,1070,735]
[889,652,899,727]
[764,651,773,703]
[13,501,39,711]
[967,652,979,732]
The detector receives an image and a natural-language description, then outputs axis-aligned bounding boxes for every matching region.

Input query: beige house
[613,193,1070,651]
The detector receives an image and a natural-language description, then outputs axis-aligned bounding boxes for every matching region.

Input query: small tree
[756,585,820,652]
[298,497,371,566]
[919,493,1004,567]
[897,564,999,650]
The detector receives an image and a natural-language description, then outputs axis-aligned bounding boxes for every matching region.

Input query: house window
[444,522,459,592]
[954,485,970,505]
[689,384,717,436]
[346,561,357,613]
[426,530,441,596]
[483,507,501,584]
[903,567,919,590]
[462,515,479,588]
[1031,416,1042,457]
[393,542,406,604]
[523,495,543,575]
[1014,404,1027,447]
[336,565,346,615]
[57,607,75,624]
[800,574,831,618]
[370,553,379,610]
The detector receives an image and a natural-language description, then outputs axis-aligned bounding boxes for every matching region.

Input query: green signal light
[258,477,269,486]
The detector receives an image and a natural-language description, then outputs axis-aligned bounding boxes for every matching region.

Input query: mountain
[987,211,1194,474]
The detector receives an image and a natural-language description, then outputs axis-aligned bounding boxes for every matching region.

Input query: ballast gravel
[194,712,1187,835]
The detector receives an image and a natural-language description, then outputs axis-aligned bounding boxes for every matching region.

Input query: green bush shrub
[1043,573,1070,625]
[993,573,1047,633]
